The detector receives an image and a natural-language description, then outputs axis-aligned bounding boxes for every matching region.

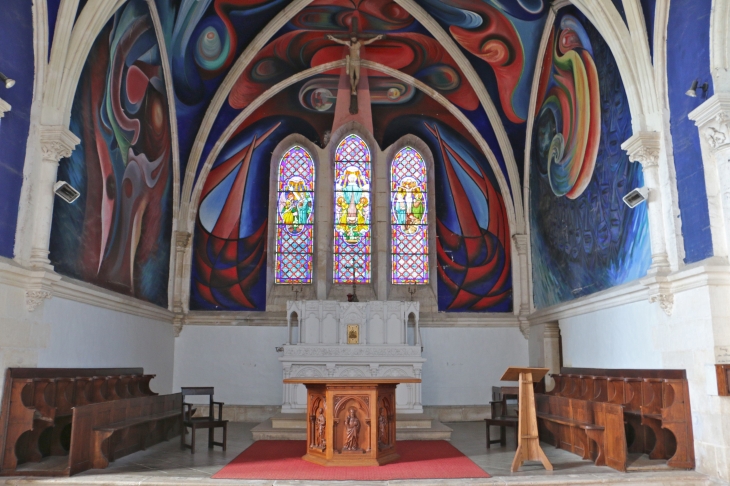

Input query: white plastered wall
[530,277,730,481]
[0,276,175,402]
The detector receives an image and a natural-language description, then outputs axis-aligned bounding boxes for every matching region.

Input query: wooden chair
[485,392,518,448]
[180,387,228,454]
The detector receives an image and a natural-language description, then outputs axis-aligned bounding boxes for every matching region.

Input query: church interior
[1,0,730,484]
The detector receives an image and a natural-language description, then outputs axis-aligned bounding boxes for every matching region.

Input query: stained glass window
[275,146,315,284]
[333,134,371,283]
[391,147,429,284]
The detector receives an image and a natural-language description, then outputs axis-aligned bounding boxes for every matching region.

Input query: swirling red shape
[229,31,478,111]
[447,0,525,123]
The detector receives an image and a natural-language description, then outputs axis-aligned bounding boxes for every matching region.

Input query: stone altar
[280,300,424,414]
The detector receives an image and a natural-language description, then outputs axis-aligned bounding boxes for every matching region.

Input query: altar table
[283,377,421,466]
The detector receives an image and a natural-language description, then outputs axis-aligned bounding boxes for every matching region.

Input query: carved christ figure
[343,407,361,450]
[315,407,326,449]
[326,33,385,95]
[378,407,388,446]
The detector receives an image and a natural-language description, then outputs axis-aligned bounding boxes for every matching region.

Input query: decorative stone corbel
[24,267,62,312]
[0,97,11,118]
[641,272,673,316]
[172,311,187,337]
[689,94,730,153]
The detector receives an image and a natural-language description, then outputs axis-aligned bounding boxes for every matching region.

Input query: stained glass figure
[275,146,315,284]
[333,134,371,283]
[391,147,429,284]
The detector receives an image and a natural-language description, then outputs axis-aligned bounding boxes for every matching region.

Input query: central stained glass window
[333,134,371,283]
[391,147,429,284]
[275,146,315,284]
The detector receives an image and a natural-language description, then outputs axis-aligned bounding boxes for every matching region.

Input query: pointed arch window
[275,146,315,284]
[391,147,429,284]
[333,134,371,283]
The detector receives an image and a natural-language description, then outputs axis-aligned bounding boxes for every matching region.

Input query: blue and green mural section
[530,6,651,309]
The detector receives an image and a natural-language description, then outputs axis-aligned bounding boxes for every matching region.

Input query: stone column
[171,231,190,336]
[29,126,80,268]
[622,132,674,315]
[543,322,561,392]
[621,132,670,272]
[689,94,730,257]
[512,234,530,339]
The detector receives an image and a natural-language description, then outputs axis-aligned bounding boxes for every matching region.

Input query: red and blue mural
[49,0,174,307]
[187,0,514,312]
[420,0,549,182]
[383,118,512,312]
[529,7,651,308]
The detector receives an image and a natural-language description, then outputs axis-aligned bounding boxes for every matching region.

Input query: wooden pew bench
[542,368,695,471]
[0,368,166,477]
[71,394,182,472]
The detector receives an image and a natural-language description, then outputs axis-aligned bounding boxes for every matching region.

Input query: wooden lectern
[500,367,553,472]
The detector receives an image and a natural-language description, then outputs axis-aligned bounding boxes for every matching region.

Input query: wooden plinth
[283,378,421,467]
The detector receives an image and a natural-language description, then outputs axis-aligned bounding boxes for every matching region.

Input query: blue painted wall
[0,0,35,258]
[666,0,714,263]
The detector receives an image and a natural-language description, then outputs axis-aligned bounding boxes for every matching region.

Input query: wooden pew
[0,368,165,476]
[536,394,627,471]
[68,394,181,475]
[541,368,695,471]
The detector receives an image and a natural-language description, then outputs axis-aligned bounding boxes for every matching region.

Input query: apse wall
[172,325,528,410]
[0,0,35,258]
[0,265,175,403]
[48,0,174,308]
[529,6,651,309]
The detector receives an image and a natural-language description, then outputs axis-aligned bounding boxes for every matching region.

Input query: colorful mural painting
[275,146,315,284]
[185,0,516,312]
[391,147,429,285]
[191,116,320,311]
[383,118,512,312]
[529,7,651,309]
[333,135,372,284]
[419,0,549,182]
[49,0,173,307]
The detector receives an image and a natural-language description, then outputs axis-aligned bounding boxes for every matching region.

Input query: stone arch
[711,0,730,91]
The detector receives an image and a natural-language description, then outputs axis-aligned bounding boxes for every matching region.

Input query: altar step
[251,413,452,441]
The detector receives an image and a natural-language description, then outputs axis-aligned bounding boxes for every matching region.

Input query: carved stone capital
[689,93,730,153]
[175,231,191,250]
[39,126,80,162]
[26,290,52,312]
[621,132,661,169]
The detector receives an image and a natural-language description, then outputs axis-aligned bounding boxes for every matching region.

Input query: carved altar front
[284,377,421,466]
[281,301,424,414]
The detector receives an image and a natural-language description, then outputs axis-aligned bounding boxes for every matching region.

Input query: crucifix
[344,261,360,302]
[326,19,384,114]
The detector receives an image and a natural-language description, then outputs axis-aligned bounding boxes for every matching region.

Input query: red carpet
[212,440,490,480]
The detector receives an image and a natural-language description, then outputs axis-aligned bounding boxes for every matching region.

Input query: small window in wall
[391,146,429,284]
[333,134,371,283]
[275,146,315,284]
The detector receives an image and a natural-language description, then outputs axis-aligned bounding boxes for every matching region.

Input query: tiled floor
[0,422,713,485]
